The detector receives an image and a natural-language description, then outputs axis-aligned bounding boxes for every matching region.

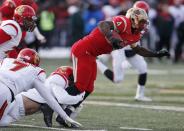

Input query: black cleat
[56,115,68,127]
[56,115,79,128]
[40,103,54,127]
[56,107,78,128]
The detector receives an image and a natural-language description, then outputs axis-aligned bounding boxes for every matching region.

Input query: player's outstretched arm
[33,27,46,43]
[131,45,170,57]
[51,84,85,105]
[33,79,82,128]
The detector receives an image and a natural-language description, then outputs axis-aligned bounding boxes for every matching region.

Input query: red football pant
[72,53,97,93]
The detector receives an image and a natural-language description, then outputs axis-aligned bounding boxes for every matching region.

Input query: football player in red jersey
[44,7,170,127]
[97,1,153,102]
[71,7,169,96]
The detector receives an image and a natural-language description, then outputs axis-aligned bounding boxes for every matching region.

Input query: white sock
[96,59,108,74]
[136,85,145,97]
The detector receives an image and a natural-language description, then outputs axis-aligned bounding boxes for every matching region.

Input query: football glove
[156,49,170,57]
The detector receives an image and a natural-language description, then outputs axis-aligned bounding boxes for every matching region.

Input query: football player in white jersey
[0,66,85,127]
[0,48,82,127]
[97,1,152,102]
[0,5,36,60]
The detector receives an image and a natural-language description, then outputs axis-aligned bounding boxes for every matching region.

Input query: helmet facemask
[14,5,37,32]
[126,8,149,33]
[22,16,37,32]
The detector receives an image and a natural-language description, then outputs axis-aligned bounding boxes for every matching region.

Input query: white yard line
[11,124,106,131]
[120,127,152,130]
[84,101,184,112]
[123,69,184,75]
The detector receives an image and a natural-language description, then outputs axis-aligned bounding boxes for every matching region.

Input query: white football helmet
[126,7,149,32]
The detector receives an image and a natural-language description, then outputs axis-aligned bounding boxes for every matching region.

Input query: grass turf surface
[1,58,184,131]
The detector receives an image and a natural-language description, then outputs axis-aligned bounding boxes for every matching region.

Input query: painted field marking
[125,69,184,75]
[120,126,152,130]
[11,124,106,131]
[84,101,184,112]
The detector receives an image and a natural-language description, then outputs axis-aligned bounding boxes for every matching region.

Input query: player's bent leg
[0,84,14,126]
[128,55,152,102]
[40,103,54,127]
[111,49,126,83]
[0,94,24,126]
[21,89,52,127]
[22,95,41,115]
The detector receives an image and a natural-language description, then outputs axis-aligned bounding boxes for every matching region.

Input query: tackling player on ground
[0,66,84,127]
[0,48,82,127]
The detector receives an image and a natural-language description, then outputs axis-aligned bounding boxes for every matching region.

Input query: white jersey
[0,58,46,95]
[0,20,22,60]
[21,74,68,104]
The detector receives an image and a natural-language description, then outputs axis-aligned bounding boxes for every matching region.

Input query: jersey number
[10,60,28,71]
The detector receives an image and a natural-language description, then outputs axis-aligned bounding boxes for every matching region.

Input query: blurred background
[1,0,184,63]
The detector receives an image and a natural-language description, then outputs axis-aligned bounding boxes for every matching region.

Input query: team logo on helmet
[15,5,25,15]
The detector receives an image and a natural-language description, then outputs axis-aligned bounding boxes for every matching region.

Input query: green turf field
[1,58,184,131]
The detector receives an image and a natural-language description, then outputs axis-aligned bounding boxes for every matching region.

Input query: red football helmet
[17,48,40,66]
[13,5,37,32]
[133,1,150,14]
[60,66,73,81]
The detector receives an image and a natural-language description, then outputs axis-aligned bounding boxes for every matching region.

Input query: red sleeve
[112,16,127,34]
[0,29,11,44]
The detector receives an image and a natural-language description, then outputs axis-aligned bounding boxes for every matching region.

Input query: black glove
[156,49,170,57]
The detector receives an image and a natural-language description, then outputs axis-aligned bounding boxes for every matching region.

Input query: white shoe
[134,96,152,102]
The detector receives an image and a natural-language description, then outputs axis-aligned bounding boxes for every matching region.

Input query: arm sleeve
[37,70,46,82]
[1,24,18,37]
[49,75,83,105]
[33,27,42,38]
[51,83,83,105]
[112,16,127,33]
[33,79,70,120]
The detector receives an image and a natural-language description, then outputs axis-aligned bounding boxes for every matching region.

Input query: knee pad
[137,61,147,74]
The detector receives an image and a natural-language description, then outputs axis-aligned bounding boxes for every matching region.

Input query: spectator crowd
[1,0,183,63]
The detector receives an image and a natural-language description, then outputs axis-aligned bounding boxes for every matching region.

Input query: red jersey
[72,15,141,57]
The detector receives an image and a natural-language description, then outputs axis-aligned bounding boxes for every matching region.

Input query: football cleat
[56,107,79,128]
[134,96,152,102]
[40,103,54,127]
